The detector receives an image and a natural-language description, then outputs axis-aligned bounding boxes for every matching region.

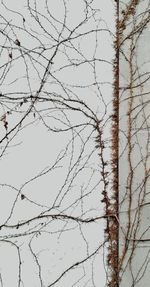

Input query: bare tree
[0,1,115,287]
[2,1,150,286]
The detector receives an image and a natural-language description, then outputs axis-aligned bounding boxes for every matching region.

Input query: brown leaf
[21,194,25,200]
[15,39,21,46]
[9,52,12,59]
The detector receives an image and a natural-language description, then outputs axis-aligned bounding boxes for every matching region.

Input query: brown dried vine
[106,1,120,286]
